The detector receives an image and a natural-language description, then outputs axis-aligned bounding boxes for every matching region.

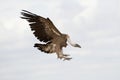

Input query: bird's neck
[66,35,76,47]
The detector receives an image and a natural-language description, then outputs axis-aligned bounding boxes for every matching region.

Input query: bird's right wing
[21,10,62,42]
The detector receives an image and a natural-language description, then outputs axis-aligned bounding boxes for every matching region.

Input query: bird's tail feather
[34,43,55,53]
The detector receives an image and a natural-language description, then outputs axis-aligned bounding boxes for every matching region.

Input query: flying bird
[21,10,81,60]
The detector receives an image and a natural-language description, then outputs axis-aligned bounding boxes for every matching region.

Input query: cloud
[0,0,120,80]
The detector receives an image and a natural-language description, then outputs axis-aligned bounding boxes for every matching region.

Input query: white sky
[0,0,120,80]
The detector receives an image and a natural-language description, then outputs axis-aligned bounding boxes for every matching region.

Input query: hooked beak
[75,44,81,48]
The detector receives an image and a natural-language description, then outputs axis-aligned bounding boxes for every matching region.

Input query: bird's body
[21,10,81,60]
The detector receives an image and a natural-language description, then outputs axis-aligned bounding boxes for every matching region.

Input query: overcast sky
[0,0,120,80]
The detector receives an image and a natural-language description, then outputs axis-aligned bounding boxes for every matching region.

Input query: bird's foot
[63,54,72,61]
[63,54,70,56]
[63,57,72,61]
[58,54,72,61]
[58,55,64,59]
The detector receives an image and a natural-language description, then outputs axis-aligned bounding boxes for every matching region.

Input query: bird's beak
[75,44,81,48]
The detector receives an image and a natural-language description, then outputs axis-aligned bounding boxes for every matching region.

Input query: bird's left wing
[21,10,62,42]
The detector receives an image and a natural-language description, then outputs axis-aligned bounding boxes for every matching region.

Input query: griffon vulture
[21,10,81,60]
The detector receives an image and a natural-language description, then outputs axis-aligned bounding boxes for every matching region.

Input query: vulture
[21,10,81,60]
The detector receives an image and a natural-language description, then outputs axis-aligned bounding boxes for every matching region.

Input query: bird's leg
[57,50,72,60]
[57,51,64,59]
[55,48,63,59]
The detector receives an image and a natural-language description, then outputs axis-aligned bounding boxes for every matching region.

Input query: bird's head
[66,35,81,48]
[74,44,81,48]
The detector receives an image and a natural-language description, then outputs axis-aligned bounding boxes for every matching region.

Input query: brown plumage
[21,10,81,60]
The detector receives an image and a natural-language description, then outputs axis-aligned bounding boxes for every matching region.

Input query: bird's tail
[34,43,55,53]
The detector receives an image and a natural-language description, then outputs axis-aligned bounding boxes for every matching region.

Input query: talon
[63,54,70,56]
[63,57,72,61]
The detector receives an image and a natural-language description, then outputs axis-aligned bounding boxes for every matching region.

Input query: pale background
[0,0,120,80]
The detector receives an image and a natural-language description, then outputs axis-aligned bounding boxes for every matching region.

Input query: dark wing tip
[21,10,35,15]
[21,10,39,18]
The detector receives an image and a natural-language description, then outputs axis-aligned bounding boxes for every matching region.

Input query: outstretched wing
[21,10,62,42]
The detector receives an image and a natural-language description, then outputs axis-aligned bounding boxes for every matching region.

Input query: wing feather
[21,10,62,42]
